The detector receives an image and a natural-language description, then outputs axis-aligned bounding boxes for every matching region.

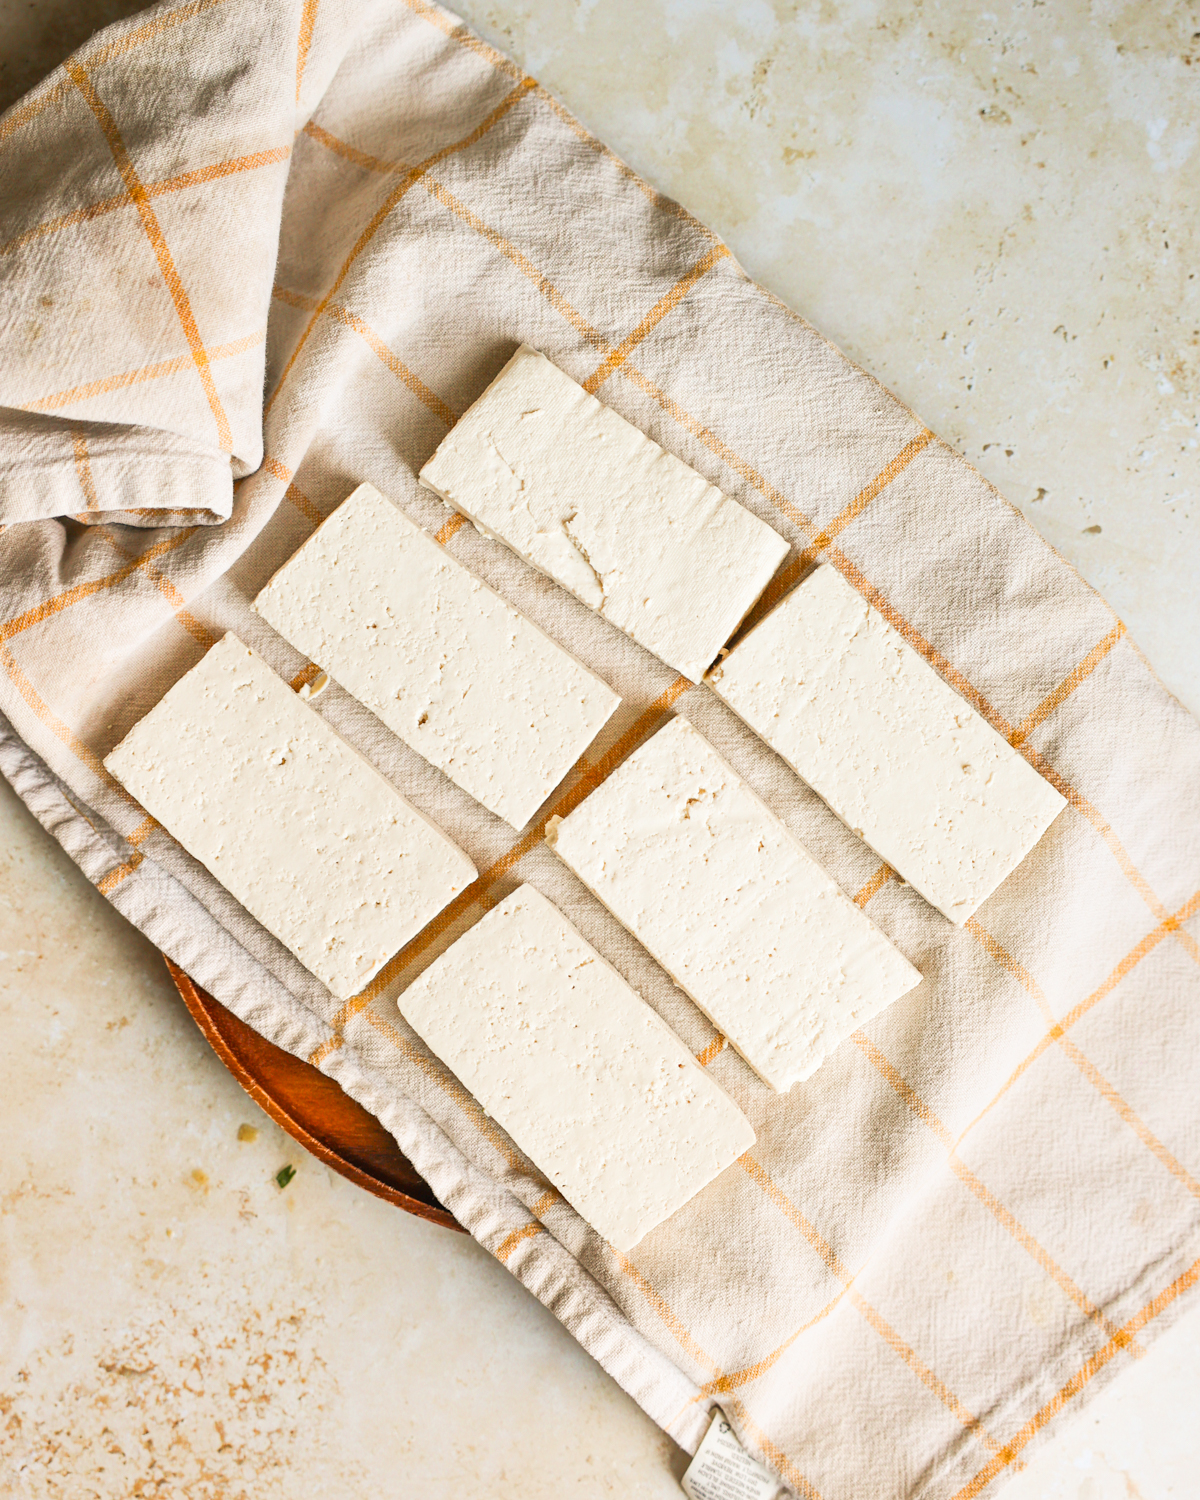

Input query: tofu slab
[419,344,789,682]
[707,565,1068,924]
[398,884,755,1250]
[254,482,620,830]
[104,633,476,998]
[549,716,922,1090]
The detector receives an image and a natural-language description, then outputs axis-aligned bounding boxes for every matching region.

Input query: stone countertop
[1,2,1196,1497]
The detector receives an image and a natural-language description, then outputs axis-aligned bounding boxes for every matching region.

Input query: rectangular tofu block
[707,565,1068,924]
[254,482,620,830]
[549,716,922,1091]
[104,633,476,999]
[418,344,789,682]
[398,884,755,1250]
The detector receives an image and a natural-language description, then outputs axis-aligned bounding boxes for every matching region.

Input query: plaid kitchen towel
[1,3,1197,1495]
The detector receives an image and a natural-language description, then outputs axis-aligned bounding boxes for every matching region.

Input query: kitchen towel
[1,3,1197,1496]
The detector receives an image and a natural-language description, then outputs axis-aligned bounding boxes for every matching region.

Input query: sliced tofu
[397,884,755,1251]
[419,344,789,682]
[254,482,620,829]
[549,715,922,1090]
[104,633,476,998]
[707,565,1067,924]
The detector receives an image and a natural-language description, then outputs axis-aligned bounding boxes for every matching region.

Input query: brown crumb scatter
[0,1300,363,1496]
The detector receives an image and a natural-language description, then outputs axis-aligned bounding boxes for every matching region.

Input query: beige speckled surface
[1,2,1196,1496]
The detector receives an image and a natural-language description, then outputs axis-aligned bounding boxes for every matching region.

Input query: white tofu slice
[418,344,789,682]
[104,633,476,999]
[254,482,620,830]
[548,715,922,1091]
[398,884,755,1251]
[707,565,1068,924]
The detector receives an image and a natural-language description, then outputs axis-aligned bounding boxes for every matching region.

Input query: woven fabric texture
[1,3,1197,1496]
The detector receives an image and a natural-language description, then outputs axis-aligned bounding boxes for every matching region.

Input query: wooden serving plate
[166,957,461,1232]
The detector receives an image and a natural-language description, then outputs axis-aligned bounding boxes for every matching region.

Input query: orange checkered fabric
[1,3,1197,1497]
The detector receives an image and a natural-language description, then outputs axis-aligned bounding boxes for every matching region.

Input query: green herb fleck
[275,1164,296,1190]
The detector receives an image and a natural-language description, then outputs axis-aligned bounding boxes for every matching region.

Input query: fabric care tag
[681,1409,783,1500]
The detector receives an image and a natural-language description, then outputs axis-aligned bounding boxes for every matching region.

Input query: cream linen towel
[1,4,1198,1496]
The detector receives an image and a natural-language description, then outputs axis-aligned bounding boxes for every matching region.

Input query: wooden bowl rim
[166,957,461,1233]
